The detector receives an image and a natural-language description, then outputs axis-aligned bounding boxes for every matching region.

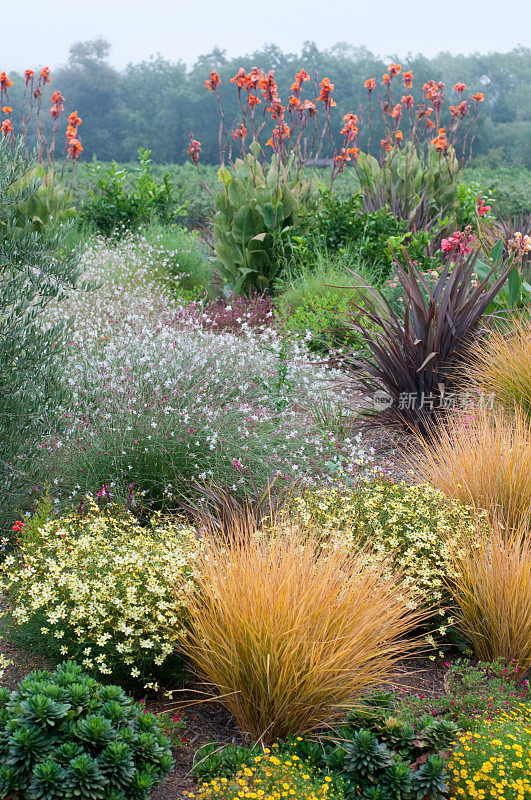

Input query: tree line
[4,39,531,167]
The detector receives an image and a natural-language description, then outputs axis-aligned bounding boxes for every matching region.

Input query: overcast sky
[5,0,530,71]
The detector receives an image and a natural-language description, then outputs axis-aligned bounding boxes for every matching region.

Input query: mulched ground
[0,638,450,800]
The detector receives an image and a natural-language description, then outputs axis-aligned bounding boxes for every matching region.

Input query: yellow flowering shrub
[187,747,343,800]
[448,704,531,799]
[0,502,199,689]
[291,477,481,640]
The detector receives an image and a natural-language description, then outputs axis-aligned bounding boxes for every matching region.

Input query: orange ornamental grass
[178,524,427,744]
[446,516,531,674]
[409,407,531,530]
[465,315,531,420]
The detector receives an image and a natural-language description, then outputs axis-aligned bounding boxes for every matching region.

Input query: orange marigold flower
[2,106,12,114]
[454,82,467,93]
[389,62,401,76]
[382,73,391,86]
[24,69,34,85]
[472,92,484,102]
[401,94,414,109]
[205,71,221,92]
[318,77,336,108]
[1,119,12,135]
[364,78,376,92]
[233,123,247,141]
[0,72,13,91]
[40,67,51,83]
[395,130,403,141]
[403,71,413,88]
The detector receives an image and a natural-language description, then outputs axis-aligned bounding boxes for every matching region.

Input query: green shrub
[0,136,87,535]
[463,165,531,218]
[81,148,184,234]
[0,661,174,800]
[0,503,198,689]
[291,477,481,642]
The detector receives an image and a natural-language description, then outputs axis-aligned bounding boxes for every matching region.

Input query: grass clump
[180,523,426,745]
[410,407,531,529]
[466,316,531,419]
[447,516,531,675]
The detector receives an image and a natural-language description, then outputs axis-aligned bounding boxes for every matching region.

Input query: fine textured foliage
[180,525,426,744]
[465,315,531,419]
[447,705,531,800]
[290,478,480,640]
[0,503,198,689]
[0,136,87,533]
[0,661,174,800]
[446,517,531,674]
[343,249,513,433]
[409,407,531,529]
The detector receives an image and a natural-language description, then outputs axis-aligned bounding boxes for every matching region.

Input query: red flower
[1,119,12,135]
[12,520,25,531]
[0,72,13,91]
[247,94,261,108]
[403,71,413,88]
[268,98,285,120]
[364,78,376,93]
[205,71,221,92]
[258,70,278,103]
[477,195,491,217]
[441,229,476,256]
[67,138,83,160]
[68,111,82,127]
[41,66,51,84]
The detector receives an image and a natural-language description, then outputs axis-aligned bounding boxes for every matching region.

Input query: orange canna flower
[0,72,13,91]
[232,123,247,141]
[269,98,285,120]
[364,78,376,92]
[431,127,448,152]
[68,111,82,127]
[450,101,468,119]
[247,94,261,108]
[258,70,278,102]
[300,99,317,115]
[40,67,51,83]
[380,137,392,151]
[266,121,290,148]
[426,118,435,128]
[2,106,12,114]
[401,94,414,109]
[205,71,221,92]
[382,73,391,86]
[389,63,401,76]
[454,82,467,94]
[289,95,300,107]
[230,68,248,89]
[390,103,402,119]
[472,92,484,102]
[1,119,12,135]
[67,138,83,160]
[187,138,202,164]
[403,71,413,88]
[291,68,310,93]
[395,130,403,141]
[318,77,336,108]
[24,69,34,85]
